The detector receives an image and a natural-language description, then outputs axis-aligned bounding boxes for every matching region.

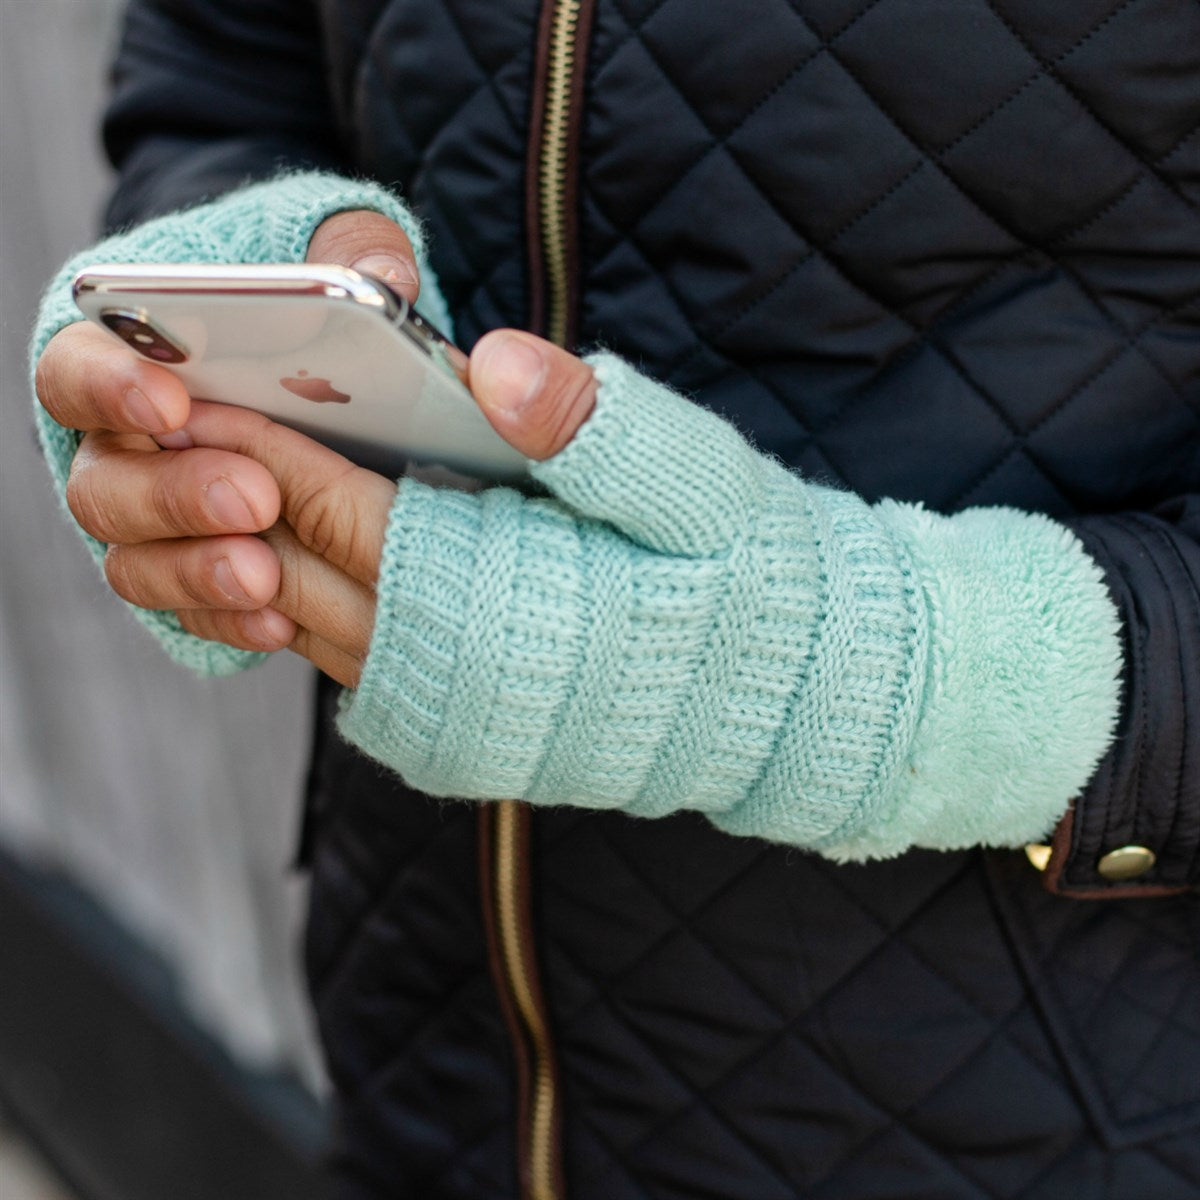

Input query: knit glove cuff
[338,355,1122,857]
[29,171,446,676]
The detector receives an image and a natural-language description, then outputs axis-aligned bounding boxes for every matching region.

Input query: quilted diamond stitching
[582,120,1013,497]
[589,0,1200,527]
[981,0,1199,215]
[590,6,1167,515]
[360,74,518,328]
[583,187,810,415]
[795,12,1195,509]
[779,4,1199,463]
[554,945,853,1199]
[584,196,875,489]
[310,802,476,1009]
[956,293,1200,511]
[1043,258,1197,408]
[686,158,927,364]
[1010,1130,1095,1200]
[1053,928,1198,1104]
[593,0,883,274]
[553,840,1023,1198]
[601,0,683,67]
[568,1123,660,1200]
[559,830,964,1166]
[439,0,527,134]
[999,871,1200,1129]
[561,0,1200,1188]
[1159,122,1200,170]
[1139,1129,1200,1195]
[429,1118,520,1197]
[349,965,488,1099]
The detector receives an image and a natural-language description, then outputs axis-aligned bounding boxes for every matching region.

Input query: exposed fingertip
[124,385,173,433]
[203,478,259,531]
[471,331,548,417]
[354,254,419,290]
[245,607,295,650]
[470,331,597,460]
[155,429,194,450]
[218,541,281,607]
[213,556,252,605]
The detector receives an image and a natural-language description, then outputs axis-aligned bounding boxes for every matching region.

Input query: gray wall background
[1,0,323,1090]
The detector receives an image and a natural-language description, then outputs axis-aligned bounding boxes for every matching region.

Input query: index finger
[35,322,191,435]
[173,400,397,586]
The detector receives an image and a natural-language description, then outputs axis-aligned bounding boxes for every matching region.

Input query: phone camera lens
[100,309,188,364]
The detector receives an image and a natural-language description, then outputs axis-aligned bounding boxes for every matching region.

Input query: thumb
[475,339,765,557]
[306,209,421,304]
[468,329,598,461]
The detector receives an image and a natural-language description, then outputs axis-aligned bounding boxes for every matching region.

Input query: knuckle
[103,544,137,602]
[65,458,112,539]
[310,211,367,260]
[288,467,359,560]
[37,326,149,431]
[271,538,305,615]
[33,350,55,410]
[311,210,414,270]
[34,328,86,418]
[172,548,213,608]
[63,462,88,526]
[150,470,190,532]
[151,456,211,533]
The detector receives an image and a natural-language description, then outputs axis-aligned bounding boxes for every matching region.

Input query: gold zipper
[486,4,594,1196]
[537,0,584,349]
[494,801,559,1200]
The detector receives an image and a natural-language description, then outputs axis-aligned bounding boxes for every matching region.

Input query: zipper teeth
[496,801,559,1200]
[492,4,585,1196]
[538,0,582,349]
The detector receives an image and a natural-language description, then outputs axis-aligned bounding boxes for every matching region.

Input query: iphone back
[73,263,528,480]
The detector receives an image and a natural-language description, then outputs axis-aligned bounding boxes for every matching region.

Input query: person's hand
[32,208,423,655]
[150,330,600,685]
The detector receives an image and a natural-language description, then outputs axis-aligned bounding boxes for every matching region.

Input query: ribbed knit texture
[339,354,1123,856]
[29,171,450,675]
[30,173,1124,855]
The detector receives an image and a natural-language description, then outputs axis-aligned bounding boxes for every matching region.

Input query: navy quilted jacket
[102,1,1199,1197]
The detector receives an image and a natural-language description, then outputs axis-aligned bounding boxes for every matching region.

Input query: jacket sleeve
[1041,496,1200,898]
[101,0,346,229]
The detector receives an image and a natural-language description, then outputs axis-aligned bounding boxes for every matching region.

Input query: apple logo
[278,368,351,404]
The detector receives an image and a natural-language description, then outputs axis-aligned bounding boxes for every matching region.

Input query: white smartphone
[72,262,528,480]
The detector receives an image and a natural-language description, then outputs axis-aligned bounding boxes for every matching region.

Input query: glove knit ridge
[339,353,1119,856]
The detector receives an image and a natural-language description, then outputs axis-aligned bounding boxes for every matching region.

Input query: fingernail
[354,255,419,288]
[154,429,194,450]
[213,556,251,604]
[125,386,169,432]
[247,608,292,649]
[204,478,257,530]
[475,334,547,415]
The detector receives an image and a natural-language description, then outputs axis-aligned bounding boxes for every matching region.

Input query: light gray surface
[0,1114,77,1200]
[0,0,323,1086]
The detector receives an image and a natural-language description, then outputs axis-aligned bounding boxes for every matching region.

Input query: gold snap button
[1024,844,1052,872]
[1096,845,1156,882]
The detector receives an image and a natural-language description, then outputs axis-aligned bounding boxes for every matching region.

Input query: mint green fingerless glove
[29,171,447,675]
[338,354,1123,858]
